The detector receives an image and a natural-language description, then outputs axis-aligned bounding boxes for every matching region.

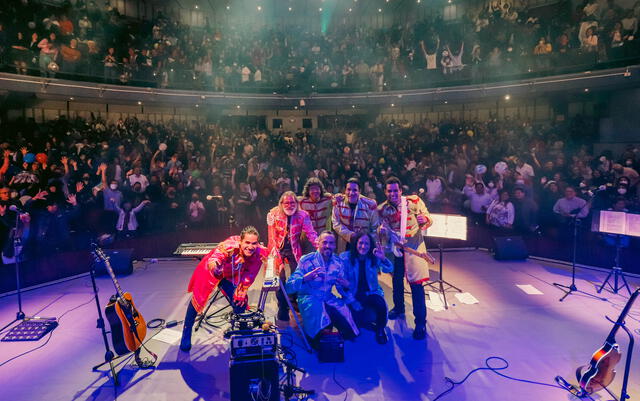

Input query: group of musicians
[179,176,434,352]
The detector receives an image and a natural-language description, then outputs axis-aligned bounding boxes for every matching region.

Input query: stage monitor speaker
[94,248,134,276]
[493,236,528,261]
[230,357,279,401]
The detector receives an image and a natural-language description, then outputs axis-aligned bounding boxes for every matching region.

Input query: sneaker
[375,328,388,344]
[388,309,405,320]
[412,325,427,340]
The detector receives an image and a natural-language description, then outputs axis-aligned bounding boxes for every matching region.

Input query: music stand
[423,214,468,310]
[591,210,639,296]
[194,288,232,332]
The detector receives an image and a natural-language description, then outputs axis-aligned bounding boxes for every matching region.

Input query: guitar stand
[423,244,463,310]
[194,288,231,332]
[604,316,634,401]
[87,263,121,386]
[597,242,632,296]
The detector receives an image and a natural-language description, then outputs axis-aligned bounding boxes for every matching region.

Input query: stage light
[294,106,298,110]
[352,105,356,108]
[584,88,589,92]
[69,97,74,101]
[348,8,352,11]
[137,101,142,105]
[417,0,421,3]
[378,8,382,12]
[288,7,292,11]
[504,94,511,100]
[257,5,262,11]
[195,5,198,9]
[319,7,323,11]
[200,95,206,100]
[236,105,241,109]
[444,101,448,104]
[391,103,395,107]
[226,5,230,10]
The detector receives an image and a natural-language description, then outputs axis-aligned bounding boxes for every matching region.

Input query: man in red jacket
[180,226,268,351]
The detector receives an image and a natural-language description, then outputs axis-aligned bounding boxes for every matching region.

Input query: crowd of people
[0,111,637,263]
[0,0,639,92]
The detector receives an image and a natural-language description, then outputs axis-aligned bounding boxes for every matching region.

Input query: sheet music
[626,213,640,237]
[599,211,627,235]
[424,214,468,241]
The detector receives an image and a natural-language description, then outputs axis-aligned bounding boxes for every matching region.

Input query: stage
[0,250,638,401]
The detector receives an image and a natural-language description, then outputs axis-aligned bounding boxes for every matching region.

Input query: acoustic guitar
[93,246,147,356]
[576,287,639,394]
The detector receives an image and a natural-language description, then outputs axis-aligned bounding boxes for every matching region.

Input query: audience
[1,0,638,92]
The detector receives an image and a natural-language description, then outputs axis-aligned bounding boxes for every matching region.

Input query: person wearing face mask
[612,163,639,187]
[180,226,268,352]
[187,193,205,227]
[267,191,318,322]
[331,178,380,253]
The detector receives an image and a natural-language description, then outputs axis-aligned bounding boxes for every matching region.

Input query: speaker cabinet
[229,357,279,401]
[94,249,134,276]
[493,236,528,261]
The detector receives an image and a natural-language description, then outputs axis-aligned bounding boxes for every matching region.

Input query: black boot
[180,302,198,352]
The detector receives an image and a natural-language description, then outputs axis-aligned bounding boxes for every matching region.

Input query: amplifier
[230,332,277,360]
[317,331,344,363]
[230,357,280,401]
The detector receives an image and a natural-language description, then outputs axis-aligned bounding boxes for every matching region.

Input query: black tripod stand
[424,244,463,310]
[280,359,314,401]
[597,235,632,296]
[1,210,36,333]
[194,288,231,332]
[553,215,606,302]
[87,252,120,385]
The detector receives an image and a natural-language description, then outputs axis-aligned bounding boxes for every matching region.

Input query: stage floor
[0,250,638,401]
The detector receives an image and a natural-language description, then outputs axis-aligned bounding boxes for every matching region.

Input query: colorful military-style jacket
[377,195,433,284]
[267,207,318,267]
[187,236,268,313]
[331,195,379,253]
[298,193,333,235]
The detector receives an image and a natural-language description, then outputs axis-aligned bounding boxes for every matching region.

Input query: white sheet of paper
[600,211,627,235]
[153,328,183,344]
[425,301,445,312]
[425,291,446,311]
[626,213,640,237]
[455,292,479,304]
[516,284,544,295]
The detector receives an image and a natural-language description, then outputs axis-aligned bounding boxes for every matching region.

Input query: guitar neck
[606,288,640,342]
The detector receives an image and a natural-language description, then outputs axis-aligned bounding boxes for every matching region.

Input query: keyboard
[173,243,219,257]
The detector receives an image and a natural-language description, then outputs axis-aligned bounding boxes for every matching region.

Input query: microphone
[8,205,26,213]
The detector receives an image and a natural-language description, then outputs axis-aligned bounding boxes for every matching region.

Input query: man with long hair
[299,177,333,236]
[180,226,268,351]
[267,191,318,321]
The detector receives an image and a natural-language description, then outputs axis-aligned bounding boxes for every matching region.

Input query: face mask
[488,182,495,188]
[626,160,633,166]
[516,179,525,185]
[579,182,587,188]
[618,188,627,195]
[541,177,547,184]
[110,184,118,190]
[599,156,606,162]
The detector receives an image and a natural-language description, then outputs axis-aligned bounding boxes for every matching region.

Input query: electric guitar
[92,246,147,355]
[377,224,436,264]
[576,287,639,394]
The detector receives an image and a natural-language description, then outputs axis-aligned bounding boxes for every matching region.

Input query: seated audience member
[286,231,358,347]
[340,232,393,344]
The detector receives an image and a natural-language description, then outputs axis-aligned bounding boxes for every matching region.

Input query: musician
[286,231,358,347]
[298,177,333,236]
[180,226,268,352]
[267,191,318,321]
[331,177,379,253]
[339,232,393,344]
[378,176,433,340]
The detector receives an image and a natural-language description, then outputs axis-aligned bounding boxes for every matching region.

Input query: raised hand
[373,245,386,260]
[76,181,84,192]
[33,190,48,201]
[20,147,28,155]
[61,156,68,165]
[0,204,6,216]
[67,194,77,206]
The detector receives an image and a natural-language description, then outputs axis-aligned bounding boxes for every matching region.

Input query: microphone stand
[553,195,607,302]
[0,210,29,332]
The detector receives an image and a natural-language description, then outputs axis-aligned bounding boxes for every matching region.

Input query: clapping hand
[33,190,48,201]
